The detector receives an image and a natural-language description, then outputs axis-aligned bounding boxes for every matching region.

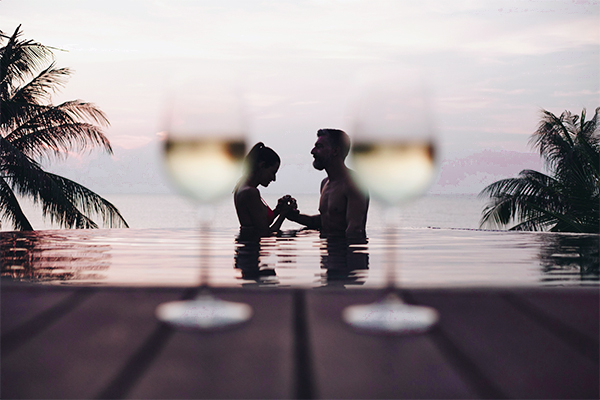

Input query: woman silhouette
[234,143,295,238]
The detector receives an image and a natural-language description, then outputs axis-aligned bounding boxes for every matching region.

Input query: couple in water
[234,128,369,240]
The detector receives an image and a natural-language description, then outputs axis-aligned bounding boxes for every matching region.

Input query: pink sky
[2,0,598,194]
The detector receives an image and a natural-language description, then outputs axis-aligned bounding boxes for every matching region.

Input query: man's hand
[275,195,299,217]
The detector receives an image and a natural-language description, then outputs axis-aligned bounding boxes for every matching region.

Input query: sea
[20,192,489,231]
[3,193,598,288]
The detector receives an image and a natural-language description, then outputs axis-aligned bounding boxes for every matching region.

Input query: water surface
[2,227,597,288]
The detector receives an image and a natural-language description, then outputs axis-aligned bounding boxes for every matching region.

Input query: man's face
[311,135,334,171]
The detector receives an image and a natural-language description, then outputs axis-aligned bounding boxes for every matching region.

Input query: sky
[2,0,599,195]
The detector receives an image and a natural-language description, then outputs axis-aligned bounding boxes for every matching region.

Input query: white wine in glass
[155,80,252,330]
[342,67,440,334]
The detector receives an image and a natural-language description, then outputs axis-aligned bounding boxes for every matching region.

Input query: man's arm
[283,178,327,230]
[345,186,369,239]
[286,211,321,230]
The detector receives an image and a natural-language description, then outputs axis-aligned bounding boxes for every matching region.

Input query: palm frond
[0,26,53,97]
[0,177,33,231]
[479,170,564,231]
[5,100,112,158]
[46,173,129,228]
[530,109,575,172]
[10,64,70,105]
[2,135,97,229]
[11,122,112,159]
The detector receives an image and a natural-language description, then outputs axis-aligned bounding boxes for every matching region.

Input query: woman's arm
[269,213,286,233]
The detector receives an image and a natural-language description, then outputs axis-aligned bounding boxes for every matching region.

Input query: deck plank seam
[402,290,509,399]
[1,288,96,357]
[294,289,317,399]
[94,287,198,399]
[502,292,600,364]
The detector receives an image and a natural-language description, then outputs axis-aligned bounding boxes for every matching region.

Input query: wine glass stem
[382,206,399,293]
[197,205,212,289]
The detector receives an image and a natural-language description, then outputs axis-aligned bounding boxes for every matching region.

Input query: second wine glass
[342,66,440,334]
[155,78,252,330]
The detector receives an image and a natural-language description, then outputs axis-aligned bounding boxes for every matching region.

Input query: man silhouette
[287,128,369,239]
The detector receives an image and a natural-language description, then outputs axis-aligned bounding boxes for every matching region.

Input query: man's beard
[313,158,325,171]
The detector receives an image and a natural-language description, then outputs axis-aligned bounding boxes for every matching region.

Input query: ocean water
[8,192,488,231]
[104,193,488,231]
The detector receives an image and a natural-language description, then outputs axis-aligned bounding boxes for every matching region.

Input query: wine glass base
[156,293,253,330]
[342,294,438,334]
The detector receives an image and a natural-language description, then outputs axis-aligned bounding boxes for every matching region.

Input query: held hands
[275,195,299,218]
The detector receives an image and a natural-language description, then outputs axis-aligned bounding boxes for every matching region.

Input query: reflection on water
[1,227,598,288]
[318,237,369,288]
[1,230,111,283]
[538,233,599,282]
[234,231,369,288]
[234,238,278,286]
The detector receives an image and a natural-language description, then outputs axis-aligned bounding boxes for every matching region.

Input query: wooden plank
[1,287,186,399]
[2,285,598,399]
[503,288,599,364]
[507,288,599,340]
[305,290,478,399]
[1,284,82,333]
[407,288,600,399]
[127,288,295,399]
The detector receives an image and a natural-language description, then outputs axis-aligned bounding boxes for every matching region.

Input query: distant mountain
[433,150,544,194]
[43,140,544,196]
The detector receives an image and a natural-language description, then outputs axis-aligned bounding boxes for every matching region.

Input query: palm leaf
[5,100,112,159]
[0,26,53,98]
[479,170,565,231]
[0,177,33,230]
[2,136,126,229]
[10,64,70,105]
[46,173,129,228]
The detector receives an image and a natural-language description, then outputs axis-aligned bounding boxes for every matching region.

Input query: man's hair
[317,128,351,159]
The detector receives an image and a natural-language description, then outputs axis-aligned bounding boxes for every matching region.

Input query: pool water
[1,227,598,288]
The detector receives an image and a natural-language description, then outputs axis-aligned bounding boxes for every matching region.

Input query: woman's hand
[275,195,299,217]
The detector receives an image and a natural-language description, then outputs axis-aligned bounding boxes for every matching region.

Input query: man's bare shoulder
[320,177,329,192]
[346,170,367,193]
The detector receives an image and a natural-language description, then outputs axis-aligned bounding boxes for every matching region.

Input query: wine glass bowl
[155,79,253,330]
[162,82,247,204]
[351,141,436,206]
[349,67,438,206]
[343,66,440,334]
[163,137,246,203]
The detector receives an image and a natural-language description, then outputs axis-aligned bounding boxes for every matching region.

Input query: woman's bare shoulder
[235,185,260,200]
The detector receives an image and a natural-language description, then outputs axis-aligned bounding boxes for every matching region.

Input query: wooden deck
[1,282,598,399]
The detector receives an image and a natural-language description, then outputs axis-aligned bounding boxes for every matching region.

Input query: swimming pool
[1,227,598,288]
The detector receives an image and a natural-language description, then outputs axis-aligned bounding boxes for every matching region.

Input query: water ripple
[1,227,598,288]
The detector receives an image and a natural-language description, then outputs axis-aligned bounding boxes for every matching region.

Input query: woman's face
[258,161,280,187]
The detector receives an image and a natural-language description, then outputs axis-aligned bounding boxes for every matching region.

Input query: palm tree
[1,25,128,230]
[479,107,599,233]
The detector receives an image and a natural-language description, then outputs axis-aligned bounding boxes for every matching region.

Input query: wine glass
[154,77,252,330]
[342,66,440,334]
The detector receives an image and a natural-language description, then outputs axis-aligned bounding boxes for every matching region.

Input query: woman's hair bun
[245,142,280,173]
